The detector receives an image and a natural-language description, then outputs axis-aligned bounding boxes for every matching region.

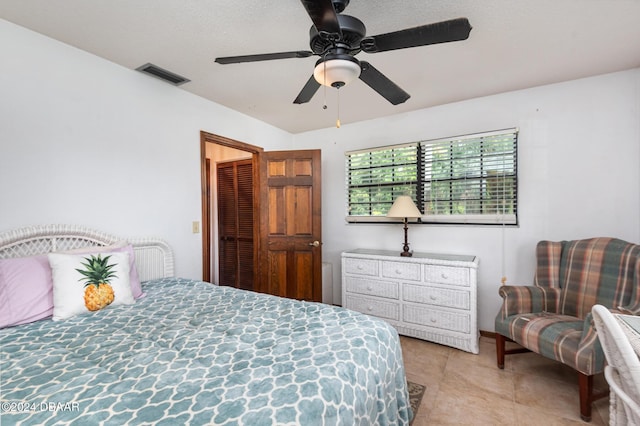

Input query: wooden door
[259,150,322,302]
[217,159,254,291]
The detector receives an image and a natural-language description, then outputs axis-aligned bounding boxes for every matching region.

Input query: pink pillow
[116,245,143,299]
[61,243,143,299]
[0,255,54,328]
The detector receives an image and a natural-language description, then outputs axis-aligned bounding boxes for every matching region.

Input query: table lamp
[386,195,422,257]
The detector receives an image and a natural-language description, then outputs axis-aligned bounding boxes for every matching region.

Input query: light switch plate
[192,221,200,233]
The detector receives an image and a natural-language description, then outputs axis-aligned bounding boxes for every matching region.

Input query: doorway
[200,132,262,285]
[200,131,323,302]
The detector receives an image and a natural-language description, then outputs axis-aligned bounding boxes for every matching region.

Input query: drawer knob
[396,269,402,274]
[366,286,373,291]
[357,265,363,270]
[441,273,449,279]
[367,306,373,311]
[430,318,437,323]
[430,295,437,300]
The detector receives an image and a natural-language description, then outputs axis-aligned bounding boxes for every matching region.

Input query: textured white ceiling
[2,0,639,134]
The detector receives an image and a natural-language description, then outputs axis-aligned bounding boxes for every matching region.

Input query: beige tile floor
[401,335,610,425]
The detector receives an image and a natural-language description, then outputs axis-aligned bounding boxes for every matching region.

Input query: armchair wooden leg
[578,372,593,422]
[496,333,506,369]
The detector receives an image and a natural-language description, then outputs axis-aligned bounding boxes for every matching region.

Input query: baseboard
[479,330,498,339]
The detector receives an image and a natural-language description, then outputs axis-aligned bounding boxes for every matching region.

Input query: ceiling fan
[215,0,472,105]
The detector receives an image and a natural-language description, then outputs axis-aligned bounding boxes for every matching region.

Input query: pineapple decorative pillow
[48,252,134,321]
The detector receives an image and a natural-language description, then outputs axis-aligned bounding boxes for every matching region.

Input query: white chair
[592,305,640,425]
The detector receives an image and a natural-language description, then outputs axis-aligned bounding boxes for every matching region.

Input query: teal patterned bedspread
[1,278,411,425]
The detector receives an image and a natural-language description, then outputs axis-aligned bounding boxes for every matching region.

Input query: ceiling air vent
[135,63,190,86]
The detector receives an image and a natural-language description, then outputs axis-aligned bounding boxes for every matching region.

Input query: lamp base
[399,218,413,257]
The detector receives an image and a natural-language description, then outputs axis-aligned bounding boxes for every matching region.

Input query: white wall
[294,68,640,332]
[0,19,293,279]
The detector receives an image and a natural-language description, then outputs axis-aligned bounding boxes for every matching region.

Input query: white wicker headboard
[0,225,174,281]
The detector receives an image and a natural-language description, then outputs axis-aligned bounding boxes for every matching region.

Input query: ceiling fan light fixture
[313,57,361,88]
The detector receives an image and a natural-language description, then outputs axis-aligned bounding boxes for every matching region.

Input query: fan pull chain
[336,87,341,128]
[322,54,328,110]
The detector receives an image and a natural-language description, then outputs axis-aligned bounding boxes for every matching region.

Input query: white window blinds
[422,129,518,224]
[346,143,418,219]
[345,129,518,225]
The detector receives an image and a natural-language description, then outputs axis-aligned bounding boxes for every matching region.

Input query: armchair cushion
[496,312,603,375]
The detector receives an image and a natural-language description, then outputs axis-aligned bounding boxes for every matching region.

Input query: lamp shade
[387,196,422,218]
[313,58,361,87]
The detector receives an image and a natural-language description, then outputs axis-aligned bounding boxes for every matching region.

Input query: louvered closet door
[217,159,254,291]
[236,162,254,290]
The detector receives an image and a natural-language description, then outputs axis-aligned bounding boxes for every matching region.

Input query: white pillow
[57,241,144,300]
[48,252,134,321]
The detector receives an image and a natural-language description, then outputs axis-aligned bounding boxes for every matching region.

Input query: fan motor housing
[309,14,366,54]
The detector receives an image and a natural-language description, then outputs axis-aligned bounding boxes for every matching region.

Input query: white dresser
[341,249,479,354]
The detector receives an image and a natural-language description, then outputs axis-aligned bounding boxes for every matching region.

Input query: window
[345,128,518,225]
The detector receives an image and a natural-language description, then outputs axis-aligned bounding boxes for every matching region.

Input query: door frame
[200,131,263,283]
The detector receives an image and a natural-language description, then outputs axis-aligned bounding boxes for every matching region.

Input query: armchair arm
[497,285,561,320]
[579,306,626,349]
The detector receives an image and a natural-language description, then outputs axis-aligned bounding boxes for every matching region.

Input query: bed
[0,225,412,425]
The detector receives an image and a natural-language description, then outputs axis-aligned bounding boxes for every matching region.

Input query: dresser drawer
[345,295,400,322]
[382,261,421,281]
[403,305,470,333]
[403,284,470,310]
[424,265,470,287]
[344,258,379,277]
[344,277,399,300]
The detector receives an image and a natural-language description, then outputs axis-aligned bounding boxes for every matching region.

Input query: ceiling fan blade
[299,0,342,38]
[215,51,314,64]
[358,61,410,105]
[293,75,321,104]
[361,18,472,53]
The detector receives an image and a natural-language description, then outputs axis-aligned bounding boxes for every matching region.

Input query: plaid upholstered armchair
[495,237,640,421]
